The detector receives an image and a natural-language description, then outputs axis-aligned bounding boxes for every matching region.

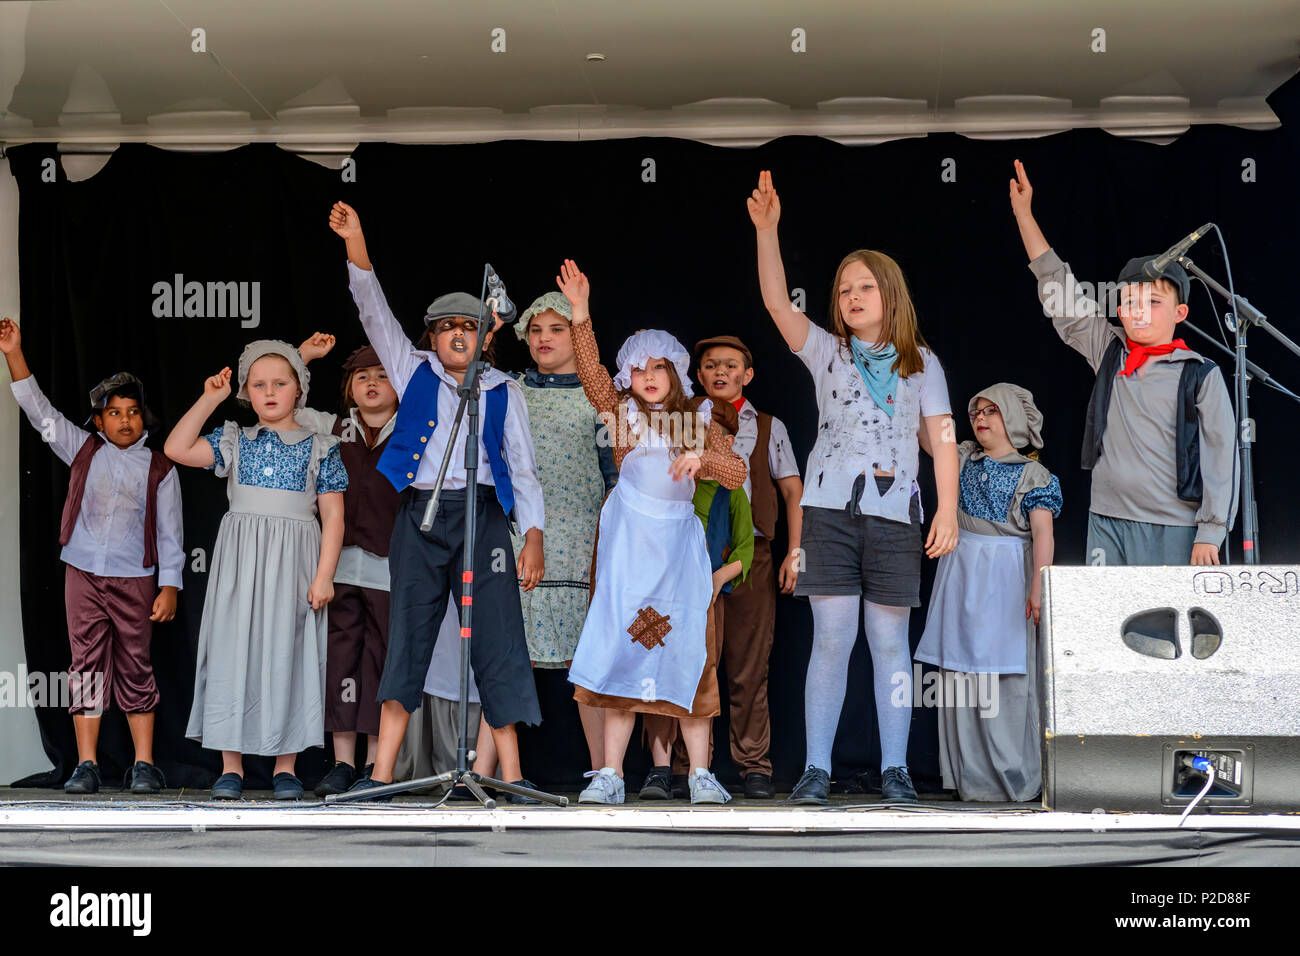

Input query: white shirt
[793,322,951,523]
[347,261,545,536]
[10,376,185,588]
[731,399,801,536]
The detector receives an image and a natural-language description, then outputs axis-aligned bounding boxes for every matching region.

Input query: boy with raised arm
[1,317,182,794]
[1009,160,1235,565]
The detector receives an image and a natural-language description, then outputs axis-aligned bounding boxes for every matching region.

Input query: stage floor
[1,788,1298,865]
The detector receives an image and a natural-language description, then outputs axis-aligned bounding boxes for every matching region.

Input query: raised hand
[328,201,363,240]
[1009,159,1033,218]
[205,367,233,401]
[747,170,782,231]
[298,332,337,363]
[0,317,20,354]
[556,258,591,323]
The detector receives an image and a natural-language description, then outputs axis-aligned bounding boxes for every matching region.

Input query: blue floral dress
[186,422,347,756]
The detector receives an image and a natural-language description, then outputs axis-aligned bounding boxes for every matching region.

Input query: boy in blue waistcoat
[328,202,545,800]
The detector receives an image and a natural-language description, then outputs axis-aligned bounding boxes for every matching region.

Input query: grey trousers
[394,693,482,789]
[1085,512,1199,567]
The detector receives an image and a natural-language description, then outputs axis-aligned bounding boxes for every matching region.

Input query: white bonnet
[613,329,693,397]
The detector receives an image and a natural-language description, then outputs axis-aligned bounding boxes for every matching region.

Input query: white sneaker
[578,768,625,805]
[688,768,731,805]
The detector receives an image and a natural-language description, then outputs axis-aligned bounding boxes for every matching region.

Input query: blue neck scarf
[849,337,899,417]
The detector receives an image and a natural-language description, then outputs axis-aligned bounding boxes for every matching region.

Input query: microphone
[1145,223,1214,278]
[484,264,517,323]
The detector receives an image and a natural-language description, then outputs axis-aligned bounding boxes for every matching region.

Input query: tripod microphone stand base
[325,769,568,808]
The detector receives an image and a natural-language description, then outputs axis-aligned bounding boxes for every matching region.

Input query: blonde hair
[828,249,928,377]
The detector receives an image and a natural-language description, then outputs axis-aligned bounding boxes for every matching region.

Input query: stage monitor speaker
[1039,565,1300,813]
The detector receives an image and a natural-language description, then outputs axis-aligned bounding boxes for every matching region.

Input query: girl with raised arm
[747,170,959,805]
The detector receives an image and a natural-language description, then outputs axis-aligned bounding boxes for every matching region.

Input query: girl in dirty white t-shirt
[746,170,959,806]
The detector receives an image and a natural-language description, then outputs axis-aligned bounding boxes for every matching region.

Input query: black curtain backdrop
[9,98,1300,792]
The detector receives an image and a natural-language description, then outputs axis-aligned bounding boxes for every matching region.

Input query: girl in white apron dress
[557,260,747,805]
[915,383,1062,801]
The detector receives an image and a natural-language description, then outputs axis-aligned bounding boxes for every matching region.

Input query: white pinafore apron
[569,427,713,711]
[914,522,1029,674]
[914,444,1054,801]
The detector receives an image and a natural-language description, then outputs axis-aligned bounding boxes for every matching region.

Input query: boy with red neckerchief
[1009,160,1235,565]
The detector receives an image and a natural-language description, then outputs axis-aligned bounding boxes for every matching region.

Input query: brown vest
[334,415,401,558]
[59,434,174,568]
[748,410,779,539]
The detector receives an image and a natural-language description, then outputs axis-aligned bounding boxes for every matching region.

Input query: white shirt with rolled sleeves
[731,398,801,537]
[9,375,185,588]
[793,322,951,523]
[346,261,545,536]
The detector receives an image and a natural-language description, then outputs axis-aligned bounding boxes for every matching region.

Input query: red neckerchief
[730,398,746,412]
[1119,338,1189,377]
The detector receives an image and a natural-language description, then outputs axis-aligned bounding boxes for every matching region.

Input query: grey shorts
[794,476,923,608]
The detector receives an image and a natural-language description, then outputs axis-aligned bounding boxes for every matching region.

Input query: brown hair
[617,362,704,455]
[340,365,400,416]
[698,343,752,372]
[828,249,928,377]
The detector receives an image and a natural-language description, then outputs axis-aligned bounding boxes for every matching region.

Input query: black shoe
[211,772,243,800]
[447,783,476,802]
[639,766,673,800]
[64,761,101,795]
[273,772,305,801]
[506,778,543,805]
[787,766,830,805]
[315,761,357,796]
[360,763,374,781]
[345,776,392,803]
[743,773,775,799]
[881,766,918,804]
[669,774,690,800]
[127,761,165,794]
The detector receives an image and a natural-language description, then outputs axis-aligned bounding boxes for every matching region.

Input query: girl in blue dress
[914,383,1062,801]
[166,340,348,801]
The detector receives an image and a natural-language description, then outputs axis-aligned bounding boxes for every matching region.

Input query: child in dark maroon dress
[292,339,403,796]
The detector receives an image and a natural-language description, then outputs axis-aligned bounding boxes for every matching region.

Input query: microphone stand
[1176,320,1300,403]
[330,263,566,808]
[1179,248,1300,566]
